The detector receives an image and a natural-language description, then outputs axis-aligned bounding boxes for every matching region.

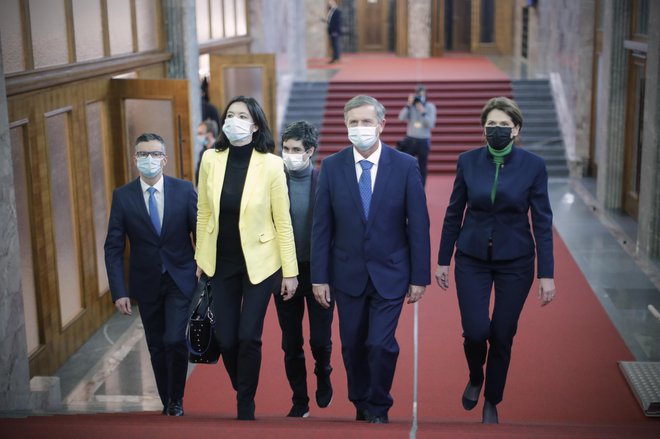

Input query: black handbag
[186,274,221,364]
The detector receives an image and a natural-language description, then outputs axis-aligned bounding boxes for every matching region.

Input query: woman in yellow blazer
[196,96,298,420]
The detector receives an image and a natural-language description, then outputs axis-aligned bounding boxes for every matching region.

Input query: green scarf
[488,142,513,204]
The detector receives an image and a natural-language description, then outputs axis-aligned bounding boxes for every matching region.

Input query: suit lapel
[240,149,264,218]
[342,148,367,223]
[161,176,173,237]
[366,145,392,229]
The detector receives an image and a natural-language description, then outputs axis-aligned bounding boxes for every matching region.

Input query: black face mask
[485,126,513,150]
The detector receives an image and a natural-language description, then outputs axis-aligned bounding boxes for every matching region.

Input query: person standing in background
[195,119,218,185]
[104,133,197,417]
[275,121,334,418]
[397,85,437,186]
[327,0,342,64]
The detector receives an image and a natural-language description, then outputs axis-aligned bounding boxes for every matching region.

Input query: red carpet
[308,53,510,82]
[2,176,658,438]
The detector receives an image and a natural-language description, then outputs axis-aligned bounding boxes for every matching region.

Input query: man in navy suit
[326,0,342,63]
[311,95,431,424]
[105,133,197,416]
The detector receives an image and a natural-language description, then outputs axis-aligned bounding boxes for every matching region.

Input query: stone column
[637,0,660,258]
[596,0,629,209]
[0,42,32,411]
[408,0,432,58]
[162,0,201,164]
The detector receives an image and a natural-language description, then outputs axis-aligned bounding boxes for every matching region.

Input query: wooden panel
[7,78,118,376]
[209,53,277,140]
[357,0,389,52]
[430,0,444,57]
[0,0,27,73]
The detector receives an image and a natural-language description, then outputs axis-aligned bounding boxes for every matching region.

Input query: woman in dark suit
[436,97,556,424]
[196,96,298,420]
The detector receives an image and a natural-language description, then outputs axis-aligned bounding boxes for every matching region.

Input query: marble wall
[305,0,329,59]
[249,0,307,128]
[531,0,596,171]
[407,0,431,58]
[0,44,32,411]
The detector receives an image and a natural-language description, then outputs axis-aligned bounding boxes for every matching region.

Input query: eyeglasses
[135,151,165,159]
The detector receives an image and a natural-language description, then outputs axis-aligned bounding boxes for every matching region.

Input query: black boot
[312,347,333,408]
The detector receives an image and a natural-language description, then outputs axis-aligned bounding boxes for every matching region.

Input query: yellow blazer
[195,147,298,283]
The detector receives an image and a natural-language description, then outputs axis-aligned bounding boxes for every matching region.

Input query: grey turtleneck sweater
[287,164,313,262]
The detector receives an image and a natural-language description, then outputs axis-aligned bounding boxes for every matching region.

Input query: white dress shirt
[353,141,382,189]
[140,176,164,227]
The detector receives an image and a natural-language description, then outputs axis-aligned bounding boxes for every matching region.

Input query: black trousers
[399,136,430,186]
[138,272,191,407]
[273,261,334,407]
[335,277,404,417]
[211,261,278,409]
[454,250,534,405]
[329,33,341,61]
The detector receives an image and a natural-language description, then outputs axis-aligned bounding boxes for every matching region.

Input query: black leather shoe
[355,408,371,421]
[462,379,483,411]
[287,404,310,418]
[482,400,499,424]
[368,415,389,424]
[161,407,167,415]
[237,400,256,420]
[315,372,333,408]
[166,399,184,416]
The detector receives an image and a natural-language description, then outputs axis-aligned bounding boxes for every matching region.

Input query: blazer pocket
[259,232,275,243]
[206,221,215,233]
[389,247,409,264]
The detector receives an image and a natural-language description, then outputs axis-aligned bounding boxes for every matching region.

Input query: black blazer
[104,176,198,302]
[438,146,554,278]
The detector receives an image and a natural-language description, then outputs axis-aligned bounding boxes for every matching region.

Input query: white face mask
[222,117,254,144]
[348,126,378,151]
[282,152,310,172]
[196,134,208,146]
[136,156,163,179]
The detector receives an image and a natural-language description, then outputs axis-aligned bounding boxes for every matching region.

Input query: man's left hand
[407,284,425,304]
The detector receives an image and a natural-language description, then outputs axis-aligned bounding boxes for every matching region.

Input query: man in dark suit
[311,95,431,424]
[105,133,197,416]
[326,0,342,63]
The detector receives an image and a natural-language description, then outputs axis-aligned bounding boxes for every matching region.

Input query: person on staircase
[436,96,556,424]
[275,120,334,418]
[397,85,437,187]
[195,96,299,421]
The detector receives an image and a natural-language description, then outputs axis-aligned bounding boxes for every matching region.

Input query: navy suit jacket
[327,8,342,35]
[104,176,198,302]
[311,144,431,299]
[438,146,554,278]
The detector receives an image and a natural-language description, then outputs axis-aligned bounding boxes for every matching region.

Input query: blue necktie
[147,187,161,235]
[358,160,374,219]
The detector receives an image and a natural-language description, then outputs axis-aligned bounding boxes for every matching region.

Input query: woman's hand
[435,265,450,290]
[281,276,299,301]
[538,278,556,306]
[196,265,203,280]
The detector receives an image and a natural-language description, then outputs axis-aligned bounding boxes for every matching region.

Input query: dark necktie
[147,187,161,235]
[358,160,374,218]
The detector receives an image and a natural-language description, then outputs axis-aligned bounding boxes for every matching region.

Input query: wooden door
[357,0,389,52]
[209,53,277,139]
[110,78,192,184]
[445,0,471,51]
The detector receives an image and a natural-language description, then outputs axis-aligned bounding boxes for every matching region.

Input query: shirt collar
[353,140,382,166]
[140,175,164,193]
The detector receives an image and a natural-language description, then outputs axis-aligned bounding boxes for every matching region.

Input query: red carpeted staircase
[317,80,513,174]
